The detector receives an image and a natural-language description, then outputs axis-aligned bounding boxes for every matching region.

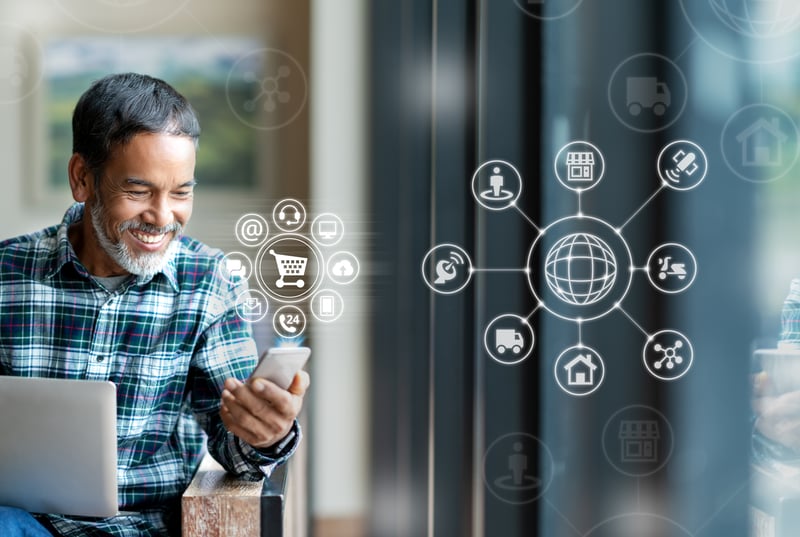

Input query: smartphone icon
[320,295,335,317]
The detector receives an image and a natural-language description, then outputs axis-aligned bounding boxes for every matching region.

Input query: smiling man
[0,73,309,536]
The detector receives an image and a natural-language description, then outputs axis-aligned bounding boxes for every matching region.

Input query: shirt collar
[45,202,181,293]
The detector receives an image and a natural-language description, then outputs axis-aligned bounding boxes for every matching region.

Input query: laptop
[0,376,118,518]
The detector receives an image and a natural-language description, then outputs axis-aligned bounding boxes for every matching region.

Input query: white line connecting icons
[422,141,707,394]
[223,199,359,334]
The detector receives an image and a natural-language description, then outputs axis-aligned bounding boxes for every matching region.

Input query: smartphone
[249,346,311,390]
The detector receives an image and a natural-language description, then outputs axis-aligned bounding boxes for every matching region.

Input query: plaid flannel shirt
[0,203,298,537]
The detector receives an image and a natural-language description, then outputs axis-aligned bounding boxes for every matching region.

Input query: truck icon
[626,77,671,117]
[495,329,524,355]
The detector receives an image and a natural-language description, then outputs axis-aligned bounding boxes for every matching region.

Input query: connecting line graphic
[616,303,650,339]
[617,184,666,232]
[512,202,543,234]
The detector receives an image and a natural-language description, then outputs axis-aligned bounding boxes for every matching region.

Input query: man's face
[86,133,196,278]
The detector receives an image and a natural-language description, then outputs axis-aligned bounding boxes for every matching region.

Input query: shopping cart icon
[269,249,307,288]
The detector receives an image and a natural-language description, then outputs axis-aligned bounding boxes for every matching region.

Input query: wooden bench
[182,455,289,537]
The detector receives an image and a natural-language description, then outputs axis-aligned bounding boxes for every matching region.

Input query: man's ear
[68,153,94,203]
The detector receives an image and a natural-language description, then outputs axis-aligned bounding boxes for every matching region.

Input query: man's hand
[752,371,800,451]
[220,371,310,450]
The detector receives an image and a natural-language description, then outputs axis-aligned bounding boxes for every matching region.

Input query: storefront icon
[619,420,659,463]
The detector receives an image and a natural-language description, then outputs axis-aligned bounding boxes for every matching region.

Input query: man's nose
[145,194,174,228]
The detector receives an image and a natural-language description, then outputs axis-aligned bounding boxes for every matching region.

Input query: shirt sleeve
[189,288,299,479]
[780,278,800,345]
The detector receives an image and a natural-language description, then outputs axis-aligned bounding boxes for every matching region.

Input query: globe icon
[709,0,800,38]
[544,233,617,306]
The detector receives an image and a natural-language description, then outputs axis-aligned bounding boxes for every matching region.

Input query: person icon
[490,167,504,198]
[494,441,541,491]
[479,165,513,202]
[509,442,527,485]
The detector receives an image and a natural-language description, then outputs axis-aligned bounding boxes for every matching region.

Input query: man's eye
[174,191,193,198]
[127,190,148,197]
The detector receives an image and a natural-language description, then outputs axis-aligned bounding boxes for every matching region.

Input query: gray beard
[89,201,181,279]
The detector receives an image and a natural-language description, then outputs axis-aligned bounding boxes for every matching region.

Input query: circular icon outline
[235,213,269,247]
[646,242,698,294]
[53,0,191,33]
[0,24,44,105]
[583,511,694,537]
[720,103,800,184]
[656,139,708,191]
[601,404,674,477]
[679,0,800,64]
[219,251,253,285]
[272,199,307,233]
[482,432,555,505]
[255,233,324,304]
[482,314,535,366]
[226,48,309,131]
[234,289,269,323]
[421,243,474,295]
[643,329,694,381]
[553,344,605,397]
[526,215,634,322]
[554,141,606,192]
[607,52,688,133]
[272,305,307,339]
[311,213,345,246]
[326,251,360,285]
[471,160,523,211]
[513,0,585,21]
[310,288,344,323]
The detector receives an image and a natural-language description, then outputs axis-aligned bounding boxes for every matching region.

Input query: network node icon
[272,199,307,232]
[483,314,535,365]
[471,160,522,211]
[235,213,269,247]
[527,215,633,322]
[646,243,697,294]
[607,53,688,133]
[482,432,555,505]
[553,345,605,397]
[643,330,693,381]
[219,251,253,284]
[421,243,473,295]
[256,235,323,304]
[272,305,307,339]
[656,140,708,191]
[554,141,605,192]
[720,104,800,184]
[235,289,269,324]
[601,404,674,477]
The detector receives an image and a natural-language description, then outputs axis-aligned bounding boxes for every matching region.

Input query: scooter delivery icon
[657,256,686,280]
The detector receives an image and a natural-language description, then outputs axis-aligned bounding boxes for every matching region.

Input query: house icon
[735,117,788,167]
[563,353,598,386]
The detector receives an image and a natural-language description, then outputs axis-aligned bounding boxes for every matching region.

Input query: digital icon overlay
[227,199,358,330]
[482,432,555,505]
[602,405,674,477]
[656,139,708,191]
[554,345,605,396]
[482,314,535,365]
[554,141,605,191]
[608,53,688,133]
[423,141,702,389]
[646,243,697,294]
[643,329,694,381]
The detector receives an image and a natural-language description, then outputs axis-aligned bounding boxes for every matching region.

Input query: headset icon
[278,204,302,226]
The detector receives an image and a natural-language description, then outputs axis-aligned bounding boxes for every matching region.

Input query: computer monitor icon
[318,220,338,240]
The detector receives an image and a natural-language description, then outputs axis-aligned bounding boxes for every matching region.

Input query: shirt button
[96,356,105,363]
